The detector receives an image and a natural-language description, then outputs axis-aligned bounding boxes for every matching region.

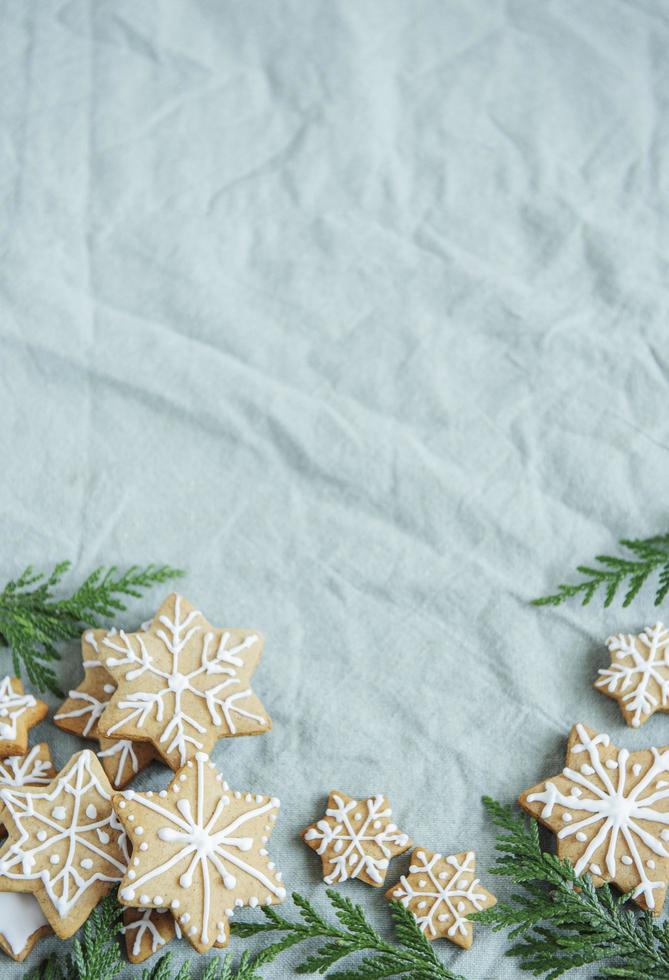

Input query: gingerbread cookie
[54,629,156,788]
[303,791,411,886]
[98,594,271,770]
[0,892,51,961]
[596,623,669,728]
[0,749,129,937]
[0,744,55,832]
[0,677,47,758]
[520,723,669,913]
[123,907,178,963]
[386,848,496,949]
[113,751,286,954]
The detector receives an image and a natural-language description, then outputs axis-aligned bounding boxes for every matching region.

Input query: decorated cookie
[0,744,55,832]
[123,907,179,963]
[302,791,411,886]
[98,594,271,770]
[0,677,47,758]
[0,749,129,938]
[113,751,286,953]
[54,629,156,788]
[596,623,669,728]
[0,892,51,961]
[386,848,496,949]
[519,723,669,913]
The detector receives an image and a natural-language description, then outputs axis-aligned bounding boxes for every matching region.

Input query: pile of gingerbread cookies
[2,595,669,968]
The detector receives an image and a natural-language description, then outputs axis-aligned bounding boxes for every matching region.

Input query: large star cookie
[98,594,271,770]
[0,749,129,937]
[0,677,47,758]
[519,723,669,913]
[0,892,51,961]
[114,751,286,954]
[0,744,55,832]
[54,629,156,788]
[302,791,411,887]
[596,623,669,728]
[386,848,495,949]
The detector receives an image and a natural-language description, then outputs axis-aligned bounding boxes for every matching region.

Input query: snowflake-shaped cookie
[54,629,156,788]
[114,751,286,954]
[0,676,47,758]
[97,594,271,770]
[302,791,411,887]
[386,848,496,949]
[596,624,669,727]
[0,750,129,937]
[520,723,669,913]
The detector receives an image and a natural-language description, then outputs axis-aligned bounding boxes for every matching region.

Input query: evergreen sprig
[532,533,669,608]
[230,888,467,979]
[26,892,124,980]
[0,561,184,694]
[474,796,669,978]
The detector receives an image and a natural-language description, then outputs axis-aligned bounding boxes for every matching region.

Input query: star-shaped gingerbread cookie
[0,749,129,937]
[520,723,669,913]
[0,677,47,758]
[302,791,411,886]
[98,594,271,770]
[0,744,55,832]
[113,751,286,954]
[54,629,156,788]
[386,848,496,948]
[596,623,669,728]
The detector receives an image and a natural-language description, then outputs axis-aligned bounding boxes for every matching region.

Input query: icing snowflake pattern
[0,746,53,789]
[521,724,669,912]
[596,624,669,727]
[116,751,286,952]
[387,849,495,948]
[0,677,38,742]
[98,594,270,769]
[122,908,177,958]
[0,751,128,930]
[303,792,411,886]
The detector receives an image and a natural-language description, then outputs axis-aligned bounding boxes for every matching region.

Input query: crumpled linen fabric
[0,0,668,976]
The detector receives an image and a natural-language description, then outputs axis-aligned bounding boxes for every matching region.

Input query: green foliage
[532,533,669,608]
[0,561,184,694]
[230,888,467,979]
[141,951,266,980]
[26,893,124,980]
[474,796,669,979]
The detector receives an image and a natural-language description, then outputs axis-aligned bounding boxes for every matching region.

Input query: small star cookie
[0,749,129,937]
[519,723,669,913]
[0,892,51,961]
[596,623,669,728]
[54,629,156,788]
[114,751,286,954]
[0,744,55,832]
[0,677,47,758]
[122,905,229,962]
[98,594,271,770]
[302,791,411,887]
[386,848,496,949]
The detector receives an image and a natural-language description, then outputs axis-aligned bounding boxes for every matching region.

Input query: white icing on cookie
[0,678,36,742]
[527,723,669,909]
[0,746,52,789]
[0,891,49,954]
[392,851,486,939]
[122,908,170,956]
[0,752,128,918]
[597,624,669,726]
[305,793,409,885]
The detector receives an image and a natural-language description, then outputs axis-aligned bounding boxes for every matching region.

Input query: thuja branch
[230,889,467,979]
[473,797,669,979]
[0,562,184,694]
[533,533,669,608]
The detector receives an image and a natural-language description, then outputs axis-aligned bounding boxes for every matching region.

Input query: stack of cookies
[0,593,285,965]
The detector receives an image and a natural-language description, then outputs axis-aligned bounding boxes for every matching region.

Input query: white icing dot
[127,814,135,822]
[438,913,449,922]
[179,774,187,783]
[181,913,191,923]
[661,830,669,842]
[173,785,180,793]
[418,900,427,909]
[590,864,602,876]
[159,790,167,798]
[562,813,572,823]
[189,926,196,936]
[605,760,618,770]
[648,859,656,869]
[52,806,66,821]
[140,894,150,905]
[81,858,93,870]
[457,901,465,912]
[621,856,633,866]
[37,830,47,842]
[576,832,587,842]
[154,896,163,905]
[118,800,126,809]
[438,871,447,880]
[571,787,582,798]
[135,827,144,835]
[128,870,136,880]
[140,842,148,851]
[632,763,643,776]
[460,879,469,887]
[249,897,259,908]
[121,888,135,901]
[581,765,595,776]
[418,879,427,887]
[133,857,140,866]
[50,855,60,865]
[171,899,180,909]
